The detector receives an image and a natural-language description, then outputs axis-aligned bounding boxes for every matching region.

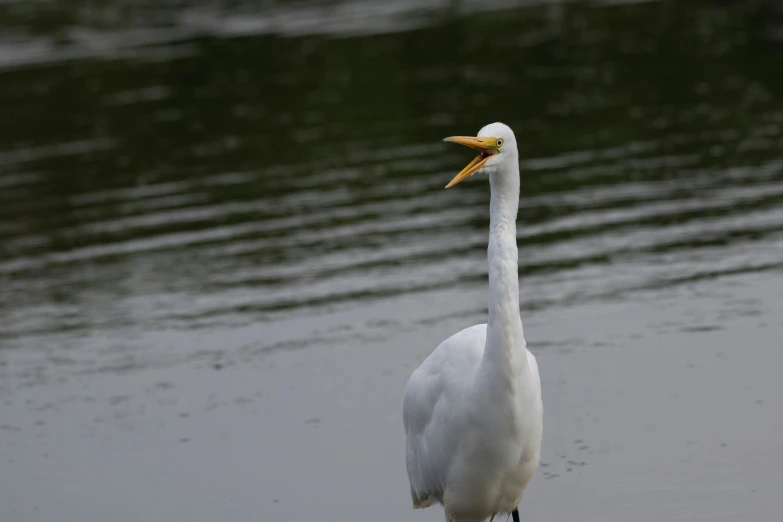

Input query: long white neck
[481,159,527,374]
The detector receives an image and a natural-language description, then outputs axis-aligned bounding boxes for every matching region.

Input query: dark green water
[2,1,783,521]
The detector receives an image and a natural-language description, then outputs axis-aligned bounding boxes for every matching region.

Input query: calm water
[2,1,783,521]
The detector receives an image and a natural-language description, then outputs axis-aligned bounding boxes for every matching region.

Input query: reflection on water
[2,0,783,357]
[1,1,783,521]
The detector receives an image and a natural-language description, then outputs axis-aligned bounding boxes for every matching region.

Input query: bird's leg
[511,509,520,522]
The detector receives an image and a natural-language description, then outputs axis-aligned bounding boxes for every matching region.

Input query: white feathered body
[403,324,542,521]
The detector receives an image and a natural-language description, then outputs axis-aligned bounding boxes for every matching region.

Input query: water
[2,1,783,521]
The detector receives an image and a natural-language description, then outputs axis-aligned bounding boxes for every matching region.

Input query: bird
[402,123,543,522]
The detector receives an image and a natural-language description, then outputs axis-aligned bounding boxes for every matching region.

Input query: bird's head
[442,122,517,188]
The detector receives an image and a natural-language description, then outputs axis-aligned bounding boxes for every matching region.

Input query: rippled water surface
[2,1,783,521]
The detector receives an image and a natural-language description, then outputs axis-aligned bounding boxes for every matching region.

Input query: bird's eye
[497,139,503,147]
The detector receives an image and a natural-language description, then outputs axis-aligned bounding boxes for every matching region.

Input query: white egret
[402,123,543,522]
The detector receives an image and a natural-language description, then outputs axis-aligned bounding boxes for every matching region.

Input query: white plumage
[403,123,543,522]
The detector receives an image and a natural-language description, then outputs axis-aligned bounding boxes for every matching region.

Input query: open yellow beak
[443,136,499,188]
